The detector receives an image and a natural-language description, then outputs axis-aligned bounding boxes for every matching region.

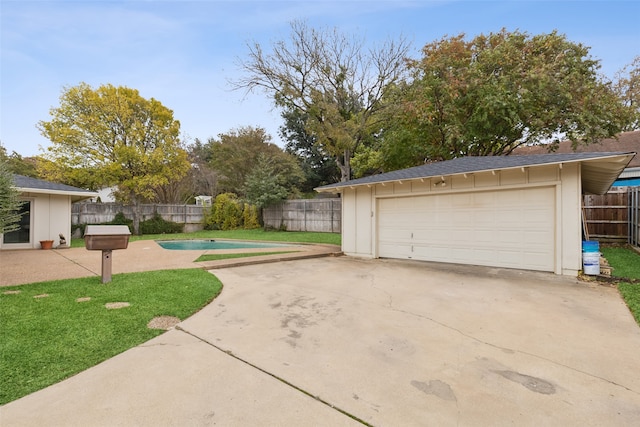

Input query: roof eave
[581,154,636,195]
[315,153,636,194]
[18,187,99,202]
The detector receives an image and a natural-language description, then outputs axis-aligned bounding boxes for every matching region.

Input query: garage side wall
[33,194,72,248]
[340,163,583,275]
[341,187,374,256]
[560,163,582,275]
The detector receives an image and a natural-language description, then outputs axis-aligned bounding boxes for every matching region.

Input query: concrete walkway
[2,250,640,425]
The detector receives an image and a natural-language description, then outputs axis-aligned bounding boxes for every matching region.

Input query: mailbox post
[84,225,131,283]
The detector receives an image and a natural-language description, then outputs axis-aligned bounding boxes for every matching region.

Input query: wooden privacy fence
[72,199,343,234]
[72,203,206,233]
[630,187,640,247]
[583,187,640,246]
[262,199,341,233]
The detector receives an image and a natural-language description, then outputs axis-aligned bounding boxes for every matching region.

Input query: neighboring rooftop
[513,130,640,168]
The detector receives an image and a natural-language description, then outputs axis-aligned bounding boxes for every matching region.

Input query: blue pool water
[156,239,291,250]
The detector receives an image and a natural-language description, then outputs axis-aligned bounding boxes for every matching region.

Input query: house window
[3,200,31,244]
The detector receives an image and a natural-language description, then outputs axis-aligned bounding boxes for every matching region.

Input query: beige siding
[33,194,71,248]
[341,188,358,254]
[559,163,583,275]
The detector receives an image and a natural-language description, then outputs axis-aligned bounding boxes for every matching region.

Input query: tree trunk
[131,194,141,235]
[337,148,352,182]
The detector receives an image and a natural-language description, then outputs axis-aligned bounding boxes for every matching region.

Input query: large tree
[233,20,410,181]
[378,30,628,170]
[280,107,340,192]
[38,83,189,234]
[0,143,39,178]
[614,55,640,131]
[182,138,220,199]
[206,126,303,198]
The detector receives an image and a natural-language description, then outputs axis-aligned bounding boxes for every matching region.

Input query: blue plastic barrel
[582,241,599,253]
[582,240,600,275]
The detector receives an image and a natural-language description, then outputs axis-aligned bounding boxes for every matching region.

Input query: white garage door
[377,187,555,272]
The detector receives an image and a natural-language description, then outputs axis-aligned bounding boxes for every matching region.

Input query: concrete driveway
[2,257,640,426]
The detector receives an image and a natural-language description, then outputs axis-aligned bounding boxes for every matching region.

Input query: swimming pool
[156,239,293,250]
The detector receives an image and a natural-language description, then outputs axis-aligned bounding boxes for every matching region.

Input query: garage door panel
[378,187,555,272]
[378,242,412,258]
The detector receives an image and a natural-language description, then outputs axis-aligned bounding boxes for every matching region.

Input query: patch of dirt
[76,297,91,302]
[147,316,181,330]
[3,290,21,295]
[33,294,49,299]
[105,302,130,309]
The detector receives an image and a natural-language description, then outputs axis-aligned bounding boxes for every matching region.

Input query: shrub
[203,194,260,231]
[110,212,133,228]
[202,205,218,230]
[139,213,183,234]
[242,203,261,229]
[209,193,243,230]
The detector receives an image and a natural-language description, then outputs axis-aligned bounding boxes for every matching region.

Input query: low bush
[140,213,183,234]
[203,193,260,231]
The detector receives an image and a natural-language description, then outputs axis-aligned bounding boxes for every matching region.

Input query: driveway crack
[175,325,374,426]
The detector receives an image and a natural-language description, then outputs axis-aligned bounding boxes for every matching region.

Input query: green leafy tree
[280,107,340,192]
[0,160,24,234]
[243,154,291,209]
[614,55,640,131]
[38,83,190,234]
[0,143,39,178]
[186,138,219,197]
[207,126,303,197]
[233,20,410,181]
[379,30,628,170]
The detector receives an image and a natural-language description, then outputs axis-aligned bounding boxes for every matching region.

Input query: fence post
[630,188,639,247]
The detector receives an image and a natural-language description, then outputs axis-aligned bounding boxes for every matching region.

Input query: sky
[1,0,639,158]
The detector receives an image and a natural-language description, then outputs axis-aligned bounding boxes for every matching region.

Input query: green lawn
[601,245,640,326]
[0,269,222,405]
[71,229,342,248]
[3,230,339,404]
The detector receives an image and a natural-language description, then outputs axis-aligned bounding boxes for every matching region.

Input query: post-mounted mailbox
[84,225,131,283]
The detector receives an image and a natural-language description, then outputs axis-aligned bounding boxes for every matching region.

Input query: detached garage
[316,153,635,276]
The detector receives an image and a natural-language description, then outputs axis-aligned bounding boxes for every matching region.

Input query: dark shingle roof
[13,174,94,193]
[316,152,636,194]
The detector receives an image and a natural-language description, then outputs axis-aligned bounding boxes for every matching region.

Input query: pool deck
[0,240,343,287]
